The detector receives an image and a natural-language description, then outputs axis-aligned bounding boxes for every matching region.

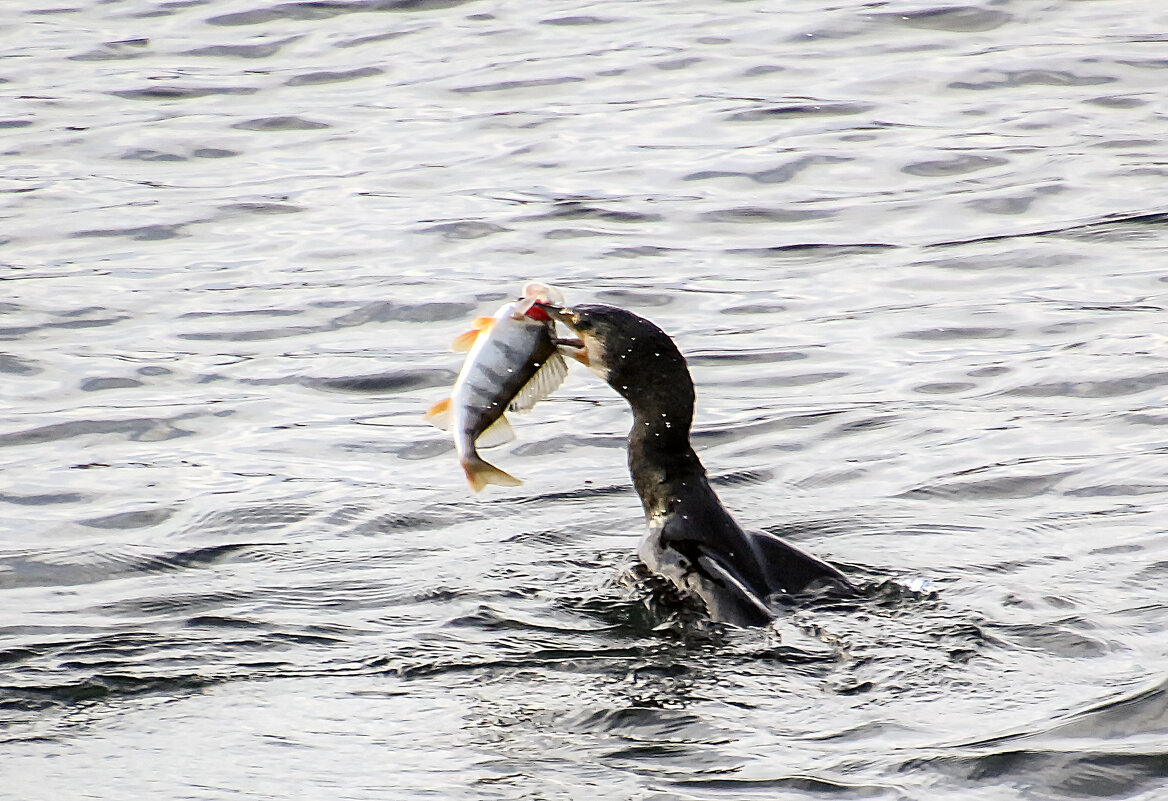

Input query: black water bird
[544,303,856,627]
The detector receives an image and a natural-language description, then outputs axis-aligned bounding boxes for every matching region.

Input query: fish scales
[425,282,568,492]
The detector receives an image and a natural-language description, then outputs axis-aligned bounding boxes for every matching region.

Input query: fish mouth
[536,303,590,366]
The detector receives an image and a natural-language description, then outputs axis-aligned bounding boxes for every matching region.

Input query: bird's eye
[573,317,594,331]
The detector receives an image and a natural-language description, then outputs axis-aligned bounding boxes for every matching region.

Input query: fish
[425,282,569,492]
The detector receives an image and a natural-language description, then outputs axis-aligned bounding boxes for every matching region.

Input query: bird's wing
[692,552,775,625]
[743,528,856,595]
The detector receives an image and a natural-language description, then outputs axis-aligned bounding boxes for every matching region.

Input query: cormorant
[545,303,856,627]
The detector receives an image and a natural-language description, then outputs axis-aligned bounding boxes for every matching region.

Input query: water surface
[3,1,1168,799]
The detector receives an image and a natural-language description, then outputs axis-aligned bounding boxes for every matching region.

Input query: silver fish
[425,283,568,492]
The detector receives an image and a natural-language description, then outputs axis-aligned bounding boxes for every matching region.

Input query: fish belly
[451,312,554,460]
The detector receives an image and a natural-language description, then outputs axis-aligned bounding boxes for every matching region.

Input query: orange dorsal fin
[451,316,495,352]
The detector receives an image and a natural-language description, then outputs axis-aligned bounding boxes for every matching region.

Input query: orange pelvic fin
[423,397,453,429]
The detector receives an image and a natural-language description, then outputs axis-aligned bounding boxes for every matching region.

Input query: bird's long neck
[626,390,721,521]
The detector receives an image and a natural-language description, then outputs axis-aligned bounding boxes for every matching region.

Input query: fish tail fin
[461,456,522,493]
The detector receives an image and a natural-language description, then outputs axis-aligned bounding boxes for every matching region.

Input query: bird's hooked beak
[535,302,590,367]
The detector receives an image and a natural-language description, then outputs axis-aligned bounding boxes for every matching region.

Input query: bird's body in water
[546,303,855,627]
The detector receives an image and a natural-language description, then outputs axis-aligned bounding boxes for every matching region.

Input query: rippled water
[4,0,1168,798]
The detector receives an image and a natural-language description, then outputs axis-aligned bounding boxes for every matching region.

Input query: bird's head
[541,303,693,411]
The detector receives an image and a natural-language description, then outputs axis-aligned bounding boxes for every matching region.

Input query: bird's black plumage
[549,303,855,627]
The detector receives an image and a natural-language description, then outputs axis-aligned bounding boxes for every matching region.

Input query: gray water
[3,1,1168,798]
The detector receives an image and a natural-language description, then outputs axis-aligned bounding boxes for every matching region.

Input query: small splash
[901,576,937,595]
